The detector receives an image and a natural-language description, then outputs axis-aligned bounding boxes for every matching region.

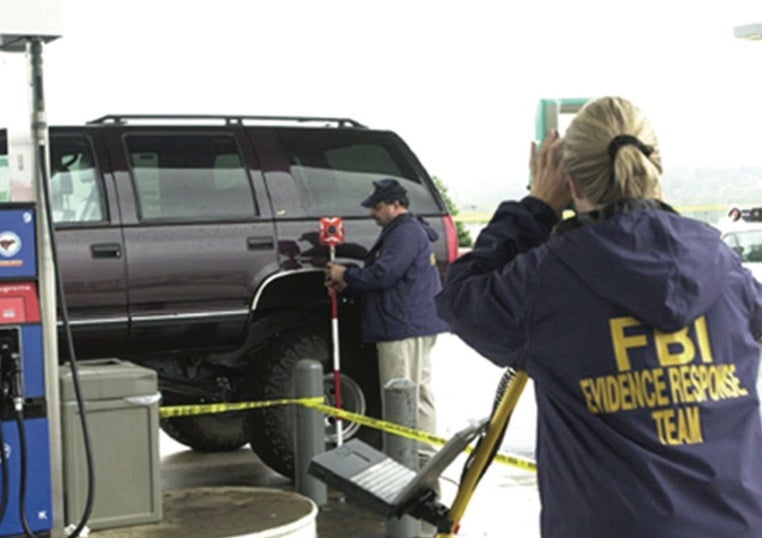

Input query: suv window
[277,129,441,217]
[723,228,762,262]
[50,134,105,224]
[126,134,256,221]
[0,131,105,217]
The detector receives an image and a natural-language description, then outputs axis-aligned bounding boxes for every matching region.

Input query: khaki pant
[377,335,438,465]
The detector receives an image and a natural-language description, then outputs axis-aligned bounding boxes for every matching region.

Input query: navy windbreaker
[436,197,762,537]
[345,213,449,343]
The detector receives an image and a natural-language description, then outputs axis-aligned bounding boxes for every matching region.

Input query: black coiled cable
[459,367,518,486]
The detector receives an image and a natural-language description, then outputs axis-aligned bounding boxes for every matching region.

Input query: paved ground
[86,444,539,538]
[90,487,317,538]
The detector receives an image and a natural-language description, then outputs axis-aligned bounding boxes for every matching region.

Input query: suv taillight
[443,215,459,263]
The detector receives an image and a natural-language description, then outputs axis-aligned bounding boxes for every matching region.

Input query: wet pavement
[89,487,318,538]
[88,333,543,537]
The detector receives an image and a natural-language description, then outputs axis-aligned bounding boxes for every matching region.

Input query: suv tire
[244,327,380,478]
[160,392,248,452]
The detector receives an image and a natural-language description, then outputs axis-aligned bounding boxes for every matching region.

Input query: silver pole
[294,358,327,506]
[383,378,421,538]
[29,37,64,538]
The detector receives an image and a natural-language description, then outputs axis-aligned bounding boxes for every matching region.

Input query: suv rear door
[102,126,278,354]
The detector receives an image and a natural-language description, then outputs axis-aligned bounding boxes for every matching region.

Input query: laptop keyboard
[351,458,416,503]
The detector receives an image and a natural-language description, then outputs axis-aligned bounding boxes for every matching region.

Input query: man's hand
[529,130,572,214]
[325,262,348,293]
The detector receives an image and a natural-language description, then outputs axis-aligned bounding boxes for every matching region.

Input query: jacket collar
[552,198,678,236]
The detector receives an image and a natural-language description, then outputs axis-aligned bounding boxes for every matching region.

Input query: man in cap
[325,178,449,467]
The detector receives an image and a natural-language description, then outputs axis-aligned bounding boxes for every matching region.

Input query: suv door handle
[247,236,275,250]
[90,243,122,258]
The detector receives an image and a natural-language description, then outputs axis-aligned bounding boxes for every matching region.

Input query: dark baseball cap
[361,179,408,208]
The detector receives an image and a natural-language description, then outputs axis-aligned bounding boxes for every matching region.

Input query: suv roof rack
[86,114,366,128]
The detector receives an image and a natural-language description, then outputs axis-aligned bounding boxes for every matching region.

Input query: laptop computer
[308,419,488,519]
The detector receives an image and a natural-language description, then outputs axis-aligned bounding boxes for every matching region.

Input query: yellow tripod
[436,369,529,537]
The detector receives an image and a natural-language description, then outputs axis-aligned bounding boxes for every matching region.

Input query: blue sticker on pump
[0,207,37,279]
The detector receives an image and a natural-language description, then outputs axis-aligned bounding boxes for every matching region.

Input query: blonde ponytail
[563,97,663,207]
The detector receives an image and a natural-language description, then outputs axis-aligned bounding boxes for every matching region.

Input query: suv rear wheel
[160,391,248,452]
[244,327,380,478]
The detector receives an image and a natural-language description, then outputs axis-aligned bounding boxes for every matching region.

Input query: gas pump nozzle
[0,329,23,411]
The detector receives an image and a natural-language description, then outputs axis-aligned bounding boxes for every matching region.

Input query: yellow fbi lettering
[579,363,749,413]
[577,315,750,446]
[609,315,714,372]
[667,363,747,403]
[579,369,669,413]
[651,406,703,445]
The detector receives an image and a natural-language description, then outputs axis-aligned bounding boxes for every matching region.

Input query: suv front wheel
[243,327,379,478]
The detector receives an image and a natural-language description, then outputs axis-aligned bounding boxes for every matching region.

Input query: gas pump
[0,204,52,536]
[1,3,65,537]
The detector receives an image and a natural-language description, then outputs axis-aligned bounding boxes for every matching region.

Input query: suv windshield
[276,128,441,217]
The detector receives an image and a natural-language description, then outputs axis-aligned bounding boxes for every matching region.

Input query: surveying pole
[319,217,346,446]
[1,2,65,536]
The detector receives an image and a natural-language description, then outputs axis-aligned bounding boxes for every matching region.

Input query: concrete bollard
[294,358,327,506]
[383,378,421,538]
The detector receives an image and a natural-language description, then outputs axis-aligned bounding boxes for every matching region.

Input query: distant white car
[721,223,762,282]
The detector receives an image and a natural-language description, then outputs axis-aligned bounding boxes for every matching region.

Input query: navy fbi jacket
[344,212,449,344]
[436,197,762,538]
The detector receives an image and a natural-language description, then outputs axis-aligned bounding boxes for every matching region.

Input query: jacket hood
[398,213,439,242]
[418,216,439,243]
[548,200,734,332]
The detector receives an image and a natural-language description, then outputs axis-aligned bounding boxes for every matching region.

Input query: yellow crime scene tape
[159,397,326,418]
[160,397,537,473]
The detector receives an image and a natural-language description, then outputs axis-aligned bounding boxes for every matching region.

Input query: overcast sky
[2,0,762,203]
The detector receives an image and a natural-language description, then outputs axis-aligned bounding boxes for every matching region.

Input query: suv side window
[723,229,762,262]
[50,134,105,224]
[125,134,256,221]
[277,129,441,217]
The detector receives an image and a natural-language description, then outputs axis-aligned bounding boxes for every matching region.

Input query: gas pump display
[0,203,53,537]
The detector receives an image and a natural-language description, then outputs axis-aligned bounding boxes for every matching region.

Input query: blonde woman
[436,96,762,537]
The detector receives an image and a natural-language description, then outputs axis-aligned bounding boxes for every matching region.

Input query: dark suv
[0,115,457,477]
